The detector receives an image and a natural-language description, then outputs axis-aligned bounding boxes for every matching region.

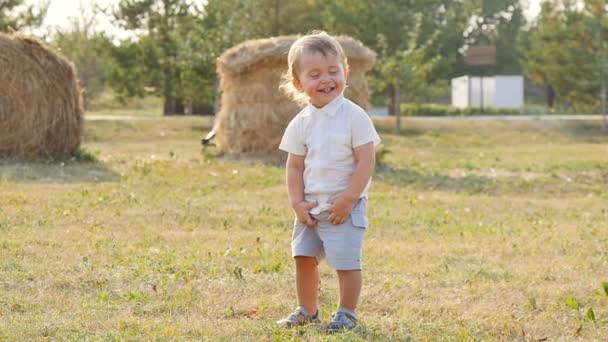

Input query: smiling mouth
[318,87,335,93]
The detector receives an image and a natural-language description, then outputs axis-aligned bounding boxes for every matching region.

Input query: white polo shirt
[279,94,381,209]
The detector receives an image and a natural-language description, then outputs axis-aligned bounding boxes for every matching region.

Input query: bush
[399,103,522,116]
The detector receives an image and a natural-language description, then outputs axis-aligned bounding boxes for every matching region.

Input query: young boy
[276,31,381,333]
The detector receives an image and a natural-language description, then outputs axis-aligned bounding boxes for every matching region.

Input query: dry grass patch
[1,115,607,340]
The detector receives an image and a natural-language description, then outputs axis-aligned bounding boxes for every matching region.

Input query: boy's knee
[295,255,318,266]
[336,269,361,274]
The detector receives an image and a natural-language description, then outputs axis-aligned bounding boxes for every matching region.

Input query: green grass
[1,114,608,340]
[86,92,164,115]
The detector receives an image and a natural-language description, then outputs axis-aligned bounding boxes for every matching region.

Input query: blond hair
[279,31,348,106]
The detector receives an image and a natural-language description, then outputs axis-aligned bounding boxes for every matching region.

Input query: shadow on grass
[375,125,427,137]
[324,324,413,342]
[554,120,608,143]
[376,165,494,193]
[0,159,120,183]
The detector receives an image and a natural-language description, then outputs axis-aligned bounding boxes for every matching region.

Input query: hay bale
[215,35,375,155]
[0,33,83,160]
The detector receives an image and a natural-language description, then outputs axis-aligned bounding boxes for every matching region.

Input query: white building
[451,75,524,109]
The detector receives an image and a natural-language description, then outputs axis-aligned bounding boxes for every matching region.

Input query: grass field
[1,115,607,341]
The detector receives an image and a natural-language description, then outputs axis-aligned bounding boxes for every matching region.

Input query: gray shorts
[291,198,368,270]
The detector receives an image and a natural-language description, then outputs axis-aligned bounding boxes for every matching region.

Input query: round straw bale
[0,33,83,160]
[215,35,376,156]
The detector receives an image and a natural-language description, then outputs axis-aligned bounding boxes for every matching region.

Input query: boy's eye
[310,73,320,79]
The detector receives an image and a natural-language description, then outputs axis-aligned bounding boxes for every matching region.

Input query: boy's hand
[293,201,318,227]
[328,195,356,225]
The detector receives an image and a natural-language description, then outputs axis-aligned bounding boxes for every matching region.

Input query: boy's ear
[292,78,302,92]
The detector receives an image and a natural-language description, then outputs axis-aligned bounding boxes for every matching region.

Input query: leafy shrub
[399,103,522,116]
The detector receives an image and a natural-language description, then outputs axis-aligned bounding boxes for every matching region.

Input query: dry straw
[0,33,83,160]
[215,35,375,156]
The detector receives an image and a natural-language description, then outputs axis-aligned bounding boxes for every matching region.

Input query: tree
[107,37,158,101]
[321,0,449,132]
[49,14,113,108]
[377,41,442,132]
[109,0,200,115]
[0,0,48,32]
[517,1,561,109]
[418,1,471,81]
[201,0,323,39]
[460,0,526,75]
[519,0,607,116]
[174,0,326,113]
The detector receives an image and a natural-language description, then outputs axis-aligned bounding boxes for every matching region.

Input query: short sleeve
[278,116,306,155]
[351,107,381,148]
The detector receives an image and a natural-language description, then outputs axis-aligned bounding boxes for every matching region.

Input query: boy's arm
[328,141,375,225]
[286,153,318,227]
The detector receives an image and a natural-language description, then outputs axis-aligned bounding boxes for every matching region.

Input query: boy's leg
[316,198,367,332]
[337,269,361,311]
[276,255,321,328]
[278,219,324,327]
[326,269,360,333]
[320,198,367,313]
[295,256,319,315]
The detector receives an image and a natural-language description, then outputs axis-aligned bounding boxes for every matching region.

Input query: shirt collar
[304,94,345,117]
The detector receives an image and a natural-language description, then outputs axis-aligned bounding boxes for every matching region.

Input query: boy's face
[293,50,347,108]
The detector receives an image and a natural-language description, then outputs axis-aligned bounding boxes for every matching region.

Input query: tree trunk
[164,98,175,115]
[191,102,214,115]
[162,60,174,115]
[394,81,401,134]
[601,61,607,132]
[602,80,607,132]
[387,84,394,116]
[547,85,555,110]
[163,98,186,115]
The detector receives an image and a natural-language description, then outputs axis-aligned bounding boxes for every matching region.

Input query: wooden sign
[465,46,496,66]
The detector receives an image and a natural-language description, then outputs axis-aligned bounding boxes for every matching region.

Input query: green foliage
[565,296,600,324]
[0,0,48,32]
[528,296,538,310]
[519,0,607,111]
[71,148,98,163]
[374,144,391,169]
[232,266,244,280]
[108,0,330,114]
[203,0,323,38]
[321,1,526,116]
[565,297,580,310]
[48,19,113,108]
[126,289,149,303]
[400,103,521,116]
[107,36,161,102]
[109,0,204,114]
[461,0,525,75]
[422,2,471,80]
[25,1,591,119]
[322,1,449,111]
[98,1,529,116]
